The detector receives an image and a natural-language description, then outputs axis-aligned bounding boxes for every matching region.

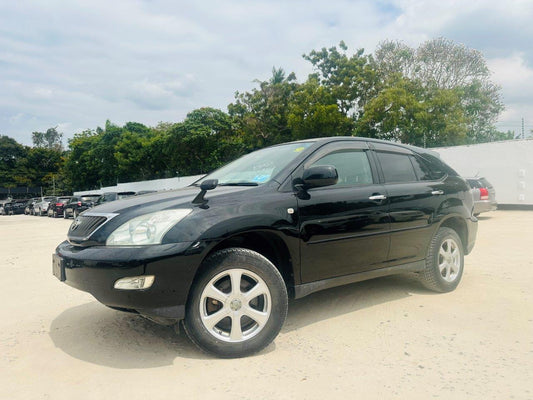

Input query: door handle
[431,190,444,195]
[369,194,387,201]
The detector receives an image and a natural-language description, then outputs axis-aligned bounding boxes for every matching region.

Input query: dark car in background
[54,137,477,358]
[64,195,101,219]
[466,177,497,216]
[47,196,72,218]
[4,199,29,215]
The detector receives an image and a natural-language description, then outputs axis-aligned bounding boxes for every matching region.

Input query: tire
[73,209,78,219]
[184,248,288,358]
[64,210,68,219]
[53,210,58,218]
[419,227,464,292]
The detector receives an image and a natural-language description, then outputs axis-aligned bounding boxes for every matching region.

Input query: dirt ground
[1,211,532,400]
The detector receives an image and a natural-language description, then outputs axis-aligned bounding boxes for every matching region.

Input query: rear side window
[467,179,482,189]
[479,178,492,188]
[376,152,417,183]
[418,153,449,179]
[311,150,373,186]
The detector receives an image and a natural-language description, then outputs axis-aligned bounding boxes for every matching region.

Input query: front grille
[68,215,108,240]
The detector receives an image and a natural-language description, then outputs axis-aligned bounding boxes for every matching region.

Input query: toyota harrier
[53,137,477,358]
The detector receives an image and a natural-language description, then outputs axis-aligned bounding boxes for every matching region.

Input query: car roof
[285,136,439,156]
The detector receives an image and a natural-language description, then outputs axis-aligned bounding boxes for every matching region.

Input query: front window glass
[199,142,313,185]
[311,150,373,186]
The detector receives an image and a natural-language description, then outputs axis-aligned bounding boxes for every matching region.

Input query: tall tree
[373,38,504,143]
[229,67,298,148]
[165,108,244,175]
[32,127,63,151]
[287,77,355,139]
[303,41,378,118]
[0,135,29,187]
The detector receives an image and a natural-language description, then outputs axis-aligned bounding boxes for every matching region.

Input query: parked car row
[1,191,141,218]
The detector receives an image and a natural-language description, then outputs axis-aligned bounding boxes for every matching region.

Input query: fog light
[114,275,155,290]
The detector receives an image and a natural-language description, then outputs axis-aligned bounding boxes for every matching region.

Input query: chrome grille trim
[68,212,119,242]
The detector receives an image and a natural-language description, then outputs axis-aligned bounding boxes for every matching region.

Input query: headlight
[106,209,192,246]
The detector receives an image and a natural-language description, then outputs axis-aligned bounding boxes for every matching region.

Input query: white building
[435,139,533,206]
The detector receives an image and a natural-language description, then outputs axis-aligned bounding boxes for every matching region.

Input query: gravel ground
[1,210,532,400]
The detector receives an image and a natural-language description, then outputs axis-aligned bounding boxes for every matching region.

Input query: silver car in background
[466,177,497,216]
[33,196,56,216]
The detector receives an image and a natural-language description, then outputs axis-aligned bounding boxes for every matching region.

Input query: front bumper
[54,240,206,320]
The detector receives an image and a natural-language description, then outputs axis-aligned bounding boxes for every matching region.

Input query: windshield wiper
[218,182,259,186]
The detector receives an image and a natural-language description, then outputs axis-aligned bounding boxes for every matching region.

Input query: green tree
[357,77,469,147]
[0,135,29,187]
[373,38,504,144]
[303,41,378,118]
[63,130,103,191]
[287,77,354,139]
[32,127,63,151]
[166,108,244,175]
[229,67,298,148]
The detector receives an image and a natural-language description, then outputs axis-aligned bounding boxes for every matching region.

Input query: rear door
[371,143,446,263]
[297,141,390,282]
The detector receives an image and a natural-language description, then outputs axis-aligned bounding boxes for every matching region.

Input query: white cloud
[0,0,532,144]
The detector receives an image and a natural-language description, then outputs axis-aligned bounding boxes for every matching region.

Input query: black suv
[64,195,101,219]
[54,138,477,358]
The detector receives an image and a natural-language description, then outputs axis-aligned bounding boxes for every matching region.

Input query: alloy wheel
[438,238,460,282]
[199,268,272,343]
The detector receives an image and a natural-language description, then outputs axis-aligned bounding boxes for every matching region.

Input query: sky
[1,0,532,146]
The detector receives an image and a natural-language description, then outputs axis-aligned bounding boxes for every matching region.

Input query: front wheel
[184,248,288,358]
[419,227,464,292]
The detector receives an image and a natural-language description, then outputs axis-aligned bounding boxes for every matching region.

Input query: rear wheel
[419,227,464,292]
[73,209,78,219]
[184,248,288,358]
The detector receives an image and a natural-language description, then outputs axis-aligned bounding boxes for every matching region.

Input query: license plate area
[52,254,66,281]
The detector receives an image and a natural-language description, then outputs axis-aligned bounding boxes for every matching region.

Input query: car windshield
[198,142,313,186]
[81,196,100,201]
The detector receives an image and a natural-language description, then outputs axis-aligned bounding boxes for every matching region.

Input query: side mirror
[302,165,338,188]
[193,179,219,206]
[200,179,219,191]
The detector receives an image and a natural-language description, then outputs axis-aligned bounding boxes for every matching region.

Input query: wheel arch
[193,230,296,297]
[437,215,468,253]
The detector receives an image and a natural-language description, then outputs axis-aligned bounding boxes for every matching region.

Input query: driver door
[297,141,390,283]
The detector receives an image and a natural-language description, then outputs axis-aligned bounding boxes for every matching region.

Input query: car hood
[86,185,254,215]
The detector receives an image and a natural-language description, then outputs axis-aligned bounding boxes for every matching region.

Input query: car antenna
[192,179,218,208]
